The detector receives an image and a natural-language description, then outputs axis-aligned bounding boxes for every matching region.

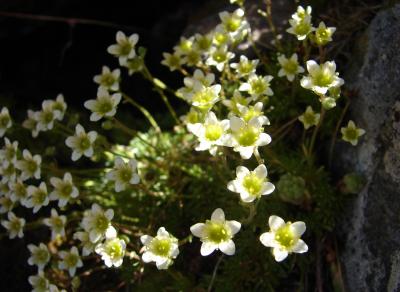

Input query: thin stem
[208,255,224,292]
[265,0,282,51]
[308,107,326,158]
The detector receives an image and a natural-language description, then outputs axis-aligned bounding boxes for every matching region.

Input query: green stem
[308,107,326,160]
[265,0,282,51]
[207,255,224,292]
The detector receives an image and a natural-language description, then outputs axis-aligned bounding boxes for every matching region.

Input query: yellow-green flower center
[214,33,229,46]
[192,89,216,109]
[60,183,73,197]
[213,51,227,63]
[0,116,10,127]
[78,136,91,150]
[283,61,298,74]
[118,167,133,183]
[36,249,49,263]
[274,224,297,249]
[65,254,78,267]
[295,22,311,36]
[205,221,230,243]
[205,124,223,141]
[242,173,263,195]
[151,238,172,257]
[225,18,241,32]
[344,128,358,141]
[27,160,38,173]
[314,71,334,87]
[239,62,253,75]
[120,42,132,56]
[33,190,47,205]
[242,108,260,122]
[236,126,260,146]
[303,113,316,126]
[197,36,212,51]
[250,79,267,95]
[95,215,110,232]
[105,238,124,259]
[101,74,117,87]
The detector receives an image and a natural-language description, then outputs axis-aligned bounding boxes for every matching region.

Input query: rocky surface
[335,4,400,292]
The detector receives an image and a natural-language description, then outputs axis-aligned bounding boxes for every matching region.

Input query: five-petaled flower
[65,124,97,161]
[58,246,83,277]
[84,87,121,121]
[341,120,365,146]
[106,157,140,192]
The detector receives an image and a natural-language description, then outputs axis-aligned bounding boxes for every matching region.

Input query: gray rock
[336,4,400,292]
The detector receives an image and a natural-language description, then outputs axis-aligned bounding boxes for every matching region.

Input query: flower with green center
[187,111,230,156]
[213,29,230,46]
[93,66,121,92]
[106,157,140,192]
[230,55,259,78]
[140,227,179,270]
[81,203,115,243]
[28,272,52,292]
[9,179,28,204]
[36,100,61,131]
[1,211,25,239]
[73,231,97,256]
[222,90,250,116]
[50,172,79,207]
[237,102,270,125]
[0,107,12,137]
[226,116,271,159]
[183,49,202,67]
[227,164,275,203]
[26,182,49,213]
[43,208,67,240]
[107,31,139,65]
[218,8,249,41]
[312,21,336,46]
[173,36,194,56]
[84,87,121,122]
[22,110,40,138]
[27,243,50,270]
[300,60,344,95]
[51,94,67,120]
[0,161,16,184]
[180,107,203,127]
[0,138,18,164]
[260,215,308,262]
[298,106,320,130]
[206,45,235,72]
[58,246,83,277]
[193,33,213,52]
[15,149,42,181]
[95,227,126,268]
[188,83,221,110]
[286,6,313,40]
[65,124,97,161]
[277,53,304,82]
[239,74,274,101]
[341,120,365,146]
[190,208,241,256]
[123,56,144,75]
[0,195,14,214]
[161,52,184,71]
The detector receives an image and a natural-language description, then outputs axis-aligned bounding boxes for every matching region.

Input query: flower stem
[207,255,224,292]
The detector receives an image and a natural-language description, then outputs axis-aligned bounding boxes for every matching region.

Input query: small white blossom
[93,66,121,92]
[298,106,320,129]
[81,203,115,243]
[259,215,308,262]
[0,160,16,184]
[27,243,50,270]
[23,110,40,138]
[9,179,28,204]
[217,8,249,41]
[106,157,140,192]
[28,272,52,292]
[74,231,96,256]
[0,107,12,137]
[84,87,121,122]
[0,194,14,214]
[341,120,365,146]
[95,228,126,268]
[25,182,49,213]
[227,164,275,203]
[186,83,221,110]
[230,55,258,78]
[161,52,184,71]
[286,6,313,40]
[222,90,250,116]
[187,111,230,155]
[0,137,18,164]
[15,149,41,180]
[206,45,235,72]
[107,31,139,65]
[312,21,336,46]
[49,172,79,207]
[237,102,269,124]
[58,246,83,277]
[52,94,67,120]
[65,124,97,161]
[277,53,304,81]
[43,208,67,240]
[173,36,194,56]
[35,100,61,131]
[1,211,25,239]
[193,33,213,53]
[190,208,241,256]
[140,227,179,270]
[239,74,274,100]
[300,60,344,95]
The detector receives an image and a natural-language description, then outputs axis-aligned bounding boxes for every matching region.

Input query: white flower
[206,45,235,72]
[9,178,28,204]
[300,60,344,95]
[65,124,97,161]
[313,21,336,46]
[15,149,41,180]
[187,111,230,156]
[81,203,115,243]
[239,74,274,100]
[230,55,258,78]
[52,94,67,120]
[93,66,121,91]
[187,83,221,110]
[298,106,320,129]
[140,227,179,270]
[341,120,365,146]
[173,36,194,56]
[0,194,14,214]
[106,157,140,192]
[49,172,79,207]
[22,110,40,138]
[259,215,308,262]
[25,182,49,213]
[193,33,213,53]
[95,228,126,268]
[43,208,67,240]
[107,31,139,65]
[0,160,16,184]
[277,53,304,81]
[73,231,96,256]
[27,243,50,270]
[237,102,269,124]
[1,211,25,239]
[227,165,275,203]
[58,246,83,277]
[182,49,202,67]
[28,272,52,292]
[35,100,61,131]
[286,6,313,40]
[84,87,121,122]
[183,69,215,89]
[218,8,249,40]
[222,90,250,116]
[226,116,271,159]
[161,52,184,71]
[190,208,241,256]
[0,137,18,164]
[0,107,12,137]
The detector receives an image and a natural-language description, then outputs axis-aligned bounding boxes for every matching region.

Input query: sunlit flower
[0,107,12,137]
[0,137,18,164]
[286,6,313,40]
[73,231,96,256]
[43,208,67,240]
[58,246,83,277]
[312,21,336,46]
[239,74,274,100]
[81,203,115,243]
[227,164,275,203]
[161,52,184,71]
[187,83,221,110]
[230,55,258,78]
[222,90,250,116]
[341,120,365,146]
[298,106,320,129]
[193,33,213,53]
[140,227,179,269]
[15,149,41,180]
[1,211,25,239]
[107,31,139,65]
[84,87,121,121]
[277,53,304,81]
[300,60,344,95]
[259,215,308,262]
[190,208,241,256]
[27,243,50,270]
[93,66,121,92]
[218,8,249,40]
[106,157,140,192]
[173,36,194,56]
[65,124,97,161]
[182,50,202,67]
[183,69,215,89]
[95,228,126,268]
[49,172,79,207]
[26,182,50,213]
[206,45,235,72]
[237,102,269,124]
[187,111,230,155]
